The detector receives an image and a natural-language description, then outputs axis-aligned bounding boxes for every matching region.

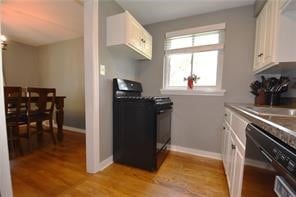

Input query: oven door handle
[157,109,171,114]
[260,148,273,163]
[157,110,165,114]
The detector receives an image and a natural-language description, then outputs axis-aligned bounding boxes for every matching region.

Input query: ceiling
[115,0,255,25]
[0,0,83,46]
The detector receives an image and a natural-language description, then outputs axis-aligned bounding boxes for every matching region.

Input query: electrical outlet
[100,64,106,76]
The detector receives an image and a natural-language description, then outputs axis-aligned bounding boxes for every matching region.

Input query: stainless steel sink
[240,106,296,117]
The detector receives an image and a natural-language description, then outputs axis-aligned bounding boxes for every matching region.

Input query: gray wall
[3,41,40,87]
[137,6,256,153]
[3,38,85,129]
[38,37,85,129]
[99,0,139,161]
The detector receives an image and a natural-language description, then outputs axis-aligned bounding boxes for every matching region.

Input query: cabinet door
[142,30,152,59]
[221,123,229,171]
[223,128,235,189]
[253,9,262,70]
[253,0,280,72]
[253,3,267,70]
[230,146,245,197]
[126,16,152,60]
[263,0,279,66]
[228,132,236,191]
[126,17,142,52]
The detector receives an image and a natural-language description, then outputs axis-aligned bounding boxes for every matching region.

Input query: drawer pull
[231,144,236,150]
[257,53,263,57]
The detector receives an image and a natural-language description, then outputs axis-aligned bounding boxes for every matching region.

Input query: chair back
[4,86,23,125]
[27,88,56,117]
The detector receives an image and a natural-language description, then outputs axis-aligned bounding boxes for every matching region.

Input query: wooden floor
[10,129,88,197]
[10,130,276,197]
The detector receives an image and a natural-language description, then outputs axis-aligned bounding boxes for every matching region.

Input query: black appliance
[113,78,173,171]
[244,124,296,195]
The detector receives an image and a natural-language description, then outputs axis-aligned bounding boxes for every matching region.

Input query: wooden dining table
[8,96,66,142]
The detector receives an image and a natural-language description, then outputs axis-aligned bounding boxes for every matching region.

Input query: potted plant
[184,74,200,89]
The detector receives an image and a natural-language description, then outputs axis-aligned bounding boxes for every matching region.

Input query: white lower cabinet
[230,135,245,197]
[222,107,248,197]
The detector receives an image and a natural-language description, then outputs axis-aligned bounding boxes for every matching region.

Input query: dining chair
[4,86,26,157]
[26,87,56,149]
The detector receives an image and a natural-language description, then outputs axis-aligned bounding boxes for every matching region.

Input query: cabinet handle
[231,144,236,150]
[257,53,263,57]
[224,113,227,117]
[223,126,226,130]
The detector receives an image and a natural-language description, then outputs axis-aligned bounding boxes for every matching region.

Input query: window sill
[160,88,226,96]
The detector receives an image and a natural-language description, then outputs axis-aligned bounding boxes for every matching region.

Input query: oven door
[156,108,172,153]
[156,107,172,169]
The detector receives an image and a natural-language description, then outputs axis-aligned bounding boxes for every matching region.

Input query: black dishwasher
[243,124,296,196]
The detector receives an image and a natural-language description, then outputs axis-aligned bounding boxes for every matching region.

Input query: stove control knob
[287,160,296,173]
[273,148,278,154]
[280,154,286,161]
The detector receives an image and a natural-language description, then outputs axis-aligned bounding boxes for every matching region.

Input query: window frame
[162,23,226,96]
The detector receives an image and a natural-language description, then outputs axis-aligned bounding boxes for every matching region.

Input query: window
[162,23,226,96]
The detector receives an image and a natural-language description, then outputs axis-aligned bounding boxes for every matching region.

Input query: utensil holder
[255,90,265,106]
[265,93,281,106]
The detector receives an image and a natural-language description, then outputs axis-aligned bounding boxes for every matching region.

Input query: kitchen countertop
[225,103,296,150]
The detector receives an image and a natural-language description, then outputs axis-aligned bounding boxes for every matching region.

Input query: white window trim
[160,88,226,96]
[165,43,224,55]
[162,23,226,96]
[166,23,226,38]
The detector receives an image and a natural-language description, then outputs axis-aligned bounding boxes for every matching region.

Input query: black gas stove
[115,96,173,109]
[113,78,173,171]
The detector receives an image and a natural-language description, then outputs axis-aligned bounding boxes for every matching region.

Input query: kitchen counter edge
[225,103,296,150]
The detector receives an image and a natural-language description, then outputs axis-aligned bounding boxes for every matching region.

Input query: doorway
[0,1,100,196]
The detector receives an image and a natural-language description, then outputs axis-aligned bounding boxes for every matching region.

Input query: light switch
[100,64,106,76]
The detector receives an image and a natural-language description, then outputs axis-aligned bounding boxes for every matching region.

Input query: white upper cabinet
[107,11,152,60]
[253,0,279,72]
[253,0,296,73]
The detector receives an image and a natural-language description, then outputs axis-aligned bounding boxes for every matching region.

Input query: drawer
[224,107,232,124]
[231,112,248,145]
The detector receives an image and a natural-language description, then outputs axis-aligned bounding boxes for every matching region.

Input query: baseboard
[169,146,275,171]
[59,125,85,134]
[169,145,222,160]
[97,146,221,171]
[245,158,275,171]
[99,156,113,171]
[43,122,85,133]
